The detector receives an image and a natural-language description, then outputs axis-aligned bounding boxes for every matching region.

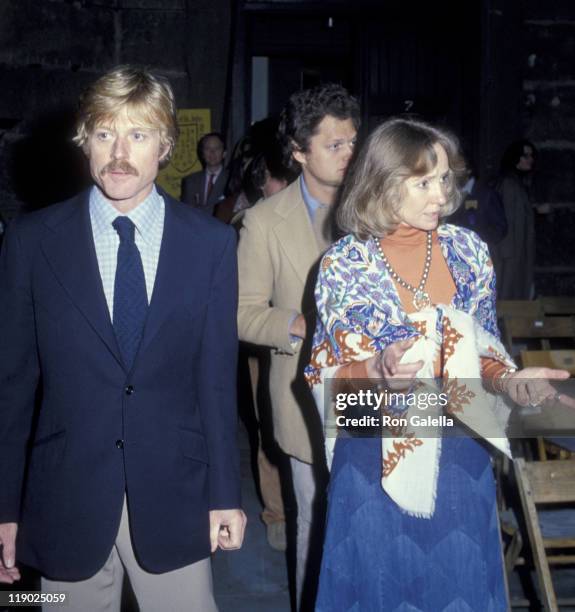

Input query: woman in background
[215,151,294,224]
[305,119,569,611]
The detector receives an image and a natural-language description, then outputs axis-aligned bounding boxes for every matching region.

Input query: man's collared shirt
[89,185,165,319]
[299,174,329,222]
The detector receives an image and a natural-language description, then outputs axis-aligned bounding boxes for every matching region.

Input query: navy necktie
[112,216,148,370]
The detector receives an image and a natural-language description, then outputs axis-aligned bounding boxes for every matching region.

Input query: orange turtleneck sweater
[337,225,506,381]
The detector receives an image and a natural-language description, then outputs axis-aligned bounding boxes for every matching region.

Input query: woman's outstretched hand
[503,367,575,408]
[365,337,424,390]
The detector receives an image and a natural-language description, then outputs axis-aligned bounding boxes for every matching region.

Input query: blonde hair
[73,65,179,164]
[338,117,466,240]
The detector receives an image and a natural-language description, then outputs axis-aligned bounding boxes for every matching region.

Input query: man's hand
[0,522,20,584]
[209,509,247,553]
[365,337,424,390]
[289,314,307,340]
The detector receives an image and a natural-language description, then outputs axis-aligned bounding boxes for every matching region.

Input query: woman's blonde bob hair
[73,65,179,164]
[337,117,466,240]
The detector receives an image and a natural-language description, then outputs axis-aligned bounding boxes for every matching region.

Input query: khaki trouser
[42,497,217,612]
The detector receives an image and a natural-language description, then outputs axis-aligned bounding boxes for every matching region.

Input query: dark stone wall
[479,0,524,180]
[0,0,231,220]
[520,1,575,294]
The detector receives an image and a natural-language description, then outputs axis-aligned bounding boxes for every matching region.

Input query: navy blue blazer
[0,189,241,580]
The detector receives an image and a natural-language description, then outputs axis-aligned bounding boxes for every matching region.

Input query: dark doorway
[359,2,482,167]
[247,9,354,121]
[244,1,481,167]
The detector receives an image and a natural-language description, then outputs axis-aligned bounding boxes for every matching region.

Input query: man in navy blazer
[0,66,245,610]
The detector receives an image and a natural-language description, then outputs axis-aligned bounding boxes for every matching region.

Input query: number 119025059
[2,591,67,606]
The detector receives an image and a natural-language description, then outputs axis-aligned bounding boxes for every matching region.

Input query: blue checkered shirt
[89,185,165,320]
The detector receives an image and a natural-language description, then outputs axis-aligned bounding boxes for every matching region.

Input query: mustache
[101,160,139,176]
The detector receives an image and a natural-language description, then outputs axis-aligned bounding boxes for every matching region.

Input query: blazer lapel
[272,181,321,285]
[138,197,200,355]
[41,194,124,368]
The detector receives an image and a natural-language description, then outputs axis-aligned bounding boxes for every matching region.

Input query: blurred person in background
[216,151,295,224]
[181,131,229,215]
[448,158,507,250]
[491,139,537,299]
[218,150,295,552]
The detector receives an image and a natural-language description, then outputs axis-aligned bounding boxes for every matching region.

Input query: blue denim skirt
[316,435,508,612]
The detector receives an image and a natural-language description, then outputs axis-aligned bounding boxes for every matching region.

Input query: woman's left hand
[503,367,575,408]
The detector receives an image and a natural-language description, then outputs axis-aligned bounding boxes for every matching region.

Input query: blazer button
[125,385,134,395]
[116,439,124,449]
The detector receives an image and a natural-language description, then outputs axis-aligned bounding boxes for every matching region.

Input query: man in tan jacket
[237,84,359,609]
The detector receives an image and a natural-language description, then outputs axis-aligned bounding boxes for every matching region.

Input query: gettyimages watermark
[323,378,575,439]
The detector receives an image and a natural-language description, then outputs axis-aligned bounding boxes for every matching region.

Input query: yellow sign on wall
[157,109,211,199]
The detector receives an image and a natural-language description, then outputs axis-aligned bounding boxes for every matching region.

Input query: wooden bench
[514,458,575,611]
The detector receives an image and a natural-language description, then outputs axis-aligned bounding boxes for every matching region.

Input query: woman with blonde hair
[306,117,571,611]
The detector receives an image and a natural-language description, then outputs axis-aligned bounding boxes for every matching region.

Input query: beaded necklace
[375,231,433,311]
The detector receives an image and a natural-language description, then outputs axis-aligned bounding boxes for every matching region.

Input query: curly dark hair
[278,83,360,172]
